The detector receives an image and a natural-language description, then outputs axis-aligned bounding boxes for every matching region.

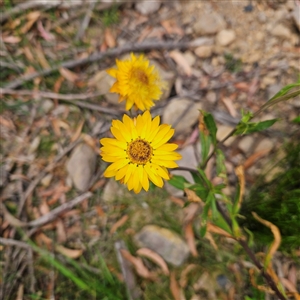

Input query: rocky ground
[1,0,300,299]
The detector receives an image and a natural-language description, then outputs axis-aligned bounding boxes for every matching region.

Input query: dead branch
[27,191,92,228]
[0,88,125,115]
[5,39,210,90]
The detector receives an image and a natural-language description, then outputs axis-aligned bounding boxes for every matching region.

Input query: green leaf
[200,130,211,163]
[234,119,277,135]
[189,184,208,200]
[255,83,300,115]
[197,168,212,189]
[292,116,300,123]
[168,175,189,190]
[216,149,227,179]
[244,227,254,247]
[232,181,241,215]
[202,110,218,146]
[200,201,211,237]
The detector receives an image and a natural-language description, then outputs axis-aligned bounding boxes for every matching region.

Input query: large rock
[193,12,226,35]
[88,70,120,105]
[216,29,236,46]
[150,60,176,101]
[66,143,97,192]
[134,225,190,266]
[163,98,202,136]
[135,0,161,15]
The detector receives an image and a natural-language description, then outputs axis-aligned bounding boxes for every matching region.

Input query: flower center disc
[132,68,148,85]
[127,138,152,165]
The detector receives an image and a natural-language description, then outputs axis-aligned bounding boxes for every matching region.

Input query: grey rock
[150,60,176,101]
[165,145,198,197]
[216,125,236,146]
[135,0,161,15]
[255,138,274,153]
[41,99,54,113]
[134,225,189,266]
[271,24,291,39]
[66,143,96,191]
[193,12,226,35]
[293,2,300,31]
[195,45,214,58]
[102,178,130,202]
[238,136,255,154]
[89,70,120,105]
[216,29,236,46]
[163,98,202,135]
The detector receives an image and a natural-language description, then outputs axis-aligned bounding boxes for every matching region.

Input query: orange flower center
[127,138,153,164]
[132,68,149,85]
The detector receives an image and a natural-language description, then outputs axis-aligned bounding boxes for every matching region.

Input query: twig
[5,39,209,90]
[75,1,97,41]
[0,237,30,248]
[26,191,92,228]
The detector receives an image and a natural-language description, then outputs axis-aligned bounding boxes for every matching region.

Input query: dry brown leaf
[207,222,235,239]
[2,36,21,43]
[234,82,249,91]
[160,19,184,36]
[55,245,83,259]
[94,205,106,217]
[205,231,218,250]
[39,199,50,215]
[179,264,197,288]
[0,203,27,227]
[185,223,198,257]
[243,149,270,169]
[21,11,41,34]
[288,265,297,290]
[136,248,169,275]
[35,45,50,69]
[51,118,61,137]
[234,165,245,210]
[252,212,281,268]
[59,67,79,83]
[0,115,16,131]
[37,19,55,41]
[35,232,53,249]
[84,228,101,238]
[170,272,182,300]
[249,268,275,294]
[221,97,238,118]
[71,120,85,142]
[23,46,35,62]
[280,278,298,293]
[169,50,192,76]
[82,134,98,152]
[183,202,201,224]
[120,249,155,280]
[169,196,185,207]
[184,188,203,203]
[104,28,116,48]
[56,219,67,243]
[110,215,128,234]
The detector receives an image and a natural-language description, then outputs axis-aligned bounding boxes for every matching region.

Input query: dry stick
[215,202,287,300]
[27,191,92,228]
[0,88,124,115]
[6,39,208,90]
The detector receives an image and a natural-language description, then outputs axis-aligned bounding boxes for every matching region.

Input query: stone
[41,174,53,187]
[255,138,274,153]
[206,91,217,104]
[102,178,129,202]
[28,136,41,154]
[165,145,198,197]
[216,29,236,46]
[162,98,202,135]
[293,2,300,31]
[183,51,196,67]
[194,45,213,58]
[193,12,226,35]
[135,0,161,15]
[134,225,189,266]
[238,136,255,154]
[88,70,120,105]
[66,143,96,192]
[41,99,54,113]
[271,24,291,39]
[150,60,176,101]
[216,125,236,146]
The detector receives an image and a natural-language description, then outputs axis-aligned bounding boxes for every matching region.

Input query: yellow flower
[100,111,182,193]
[107,53,165,111]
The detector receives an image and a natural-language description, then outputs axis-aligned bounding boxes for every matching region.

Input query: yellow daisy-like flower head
[100,111,182,193]
[106,53,165,111]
